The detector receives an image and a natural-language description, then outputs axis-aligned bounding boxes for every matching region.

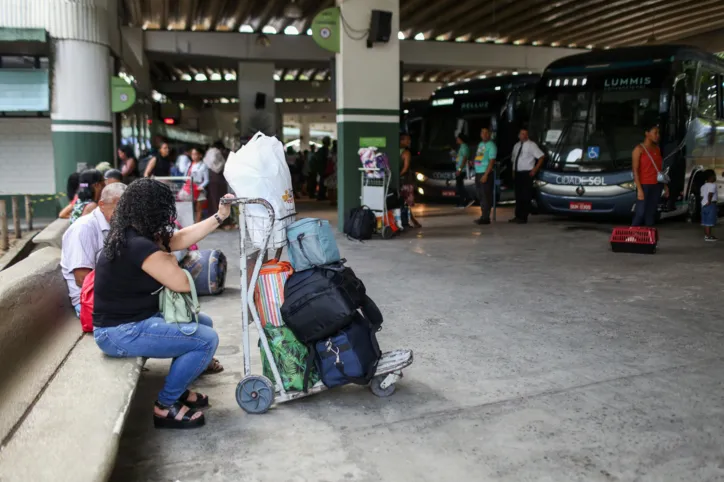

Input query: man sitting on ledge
[61,183,127,316]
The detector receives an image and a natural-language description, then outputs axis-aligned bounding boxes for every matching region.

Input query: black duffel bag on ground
[344,206,376,241]
[281,262,366,344]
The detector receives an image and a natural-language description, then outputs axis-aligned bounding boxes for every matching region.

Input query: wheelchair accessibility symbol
[587,146,600,159]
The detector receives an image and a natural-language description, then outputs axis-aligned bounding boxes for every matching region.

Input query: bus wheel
[687,191,701,222]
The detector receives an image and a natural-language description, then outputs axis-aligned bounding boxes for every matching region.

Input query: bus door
[664,73,689,207]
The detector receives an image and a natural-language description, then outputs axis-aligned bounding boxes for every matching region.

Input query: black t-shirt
[152,156,171,177]
[93,228,163,327]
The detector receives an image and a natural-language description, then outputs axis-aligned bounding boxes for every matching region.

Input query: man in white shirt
[60,183,126,316]
[509,127,546,224]
[175,145,192,176]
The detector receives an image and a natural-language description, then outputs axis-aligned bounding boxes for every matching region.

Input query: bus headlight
[619,181,636,191]
[417,187,425,195]
[416,172,427,182]
[533,180,548,187]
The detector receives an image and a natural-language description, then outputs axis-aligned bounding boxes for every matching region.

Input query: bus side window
[697,69,718,119]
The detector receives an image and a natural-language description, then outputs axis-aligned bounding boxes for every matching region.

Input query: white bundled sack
[224,132,296,248]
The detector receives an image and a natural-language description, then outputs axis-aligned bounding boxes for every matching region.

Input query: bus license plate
[570,202,592,211]
[442,190,456,197]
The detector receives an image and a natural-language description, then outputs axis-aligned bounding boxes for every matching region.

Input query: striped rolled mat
[253,260,294,327]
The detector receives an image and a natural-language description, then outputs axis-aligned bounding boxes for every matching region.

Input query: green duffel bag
[259,324,320,392]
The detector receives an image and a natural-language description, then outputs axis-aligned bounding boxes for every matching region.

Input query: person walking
[400,133,422,228]
[631,123,669,227]
[509,127,545,224]
[309,137,331,201]
[454,134,473,208]
[473,128,497,225]
[700,169,718,241]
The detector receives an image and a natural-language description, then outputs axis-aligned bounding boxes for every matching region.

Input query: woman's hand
[217,194,234,220]
[637,188,645,201]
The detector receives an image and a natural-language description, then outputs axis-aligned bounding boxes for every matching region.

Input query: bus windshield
[532,82,662,172]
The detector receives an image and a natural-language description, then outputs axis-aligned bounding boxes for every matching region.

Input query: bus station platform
[111,202,724,482]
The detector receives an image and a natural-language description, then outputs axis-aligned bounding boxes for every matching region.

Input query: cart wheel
[236,375,275,414]
[370,375,396,397]
[381,226,393,239]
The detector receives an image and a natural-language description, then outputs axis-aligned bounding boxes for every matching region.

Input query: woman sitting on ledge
[92,178,230,429]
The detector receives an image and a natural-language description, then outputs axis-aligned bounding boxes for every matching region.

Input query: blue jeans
[93,313,219,406]
[632,184,662,227]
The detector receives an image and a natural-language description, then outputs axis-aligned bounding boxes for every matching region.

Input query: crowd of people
[59,137,235,429]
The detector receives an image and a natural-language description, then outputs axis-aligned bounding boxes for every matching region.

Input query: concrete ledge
[32,218,69,250]
[0,247,79,442]
[0,336,144,482]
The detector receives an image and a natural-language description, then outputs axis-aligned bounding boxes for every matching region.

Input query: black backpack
[281,262,367,344]
[344,206,376,240]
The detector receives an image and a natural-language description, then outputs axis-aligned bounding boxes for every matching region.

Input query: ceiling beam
[144,31,585,71]
[610,11,724,46]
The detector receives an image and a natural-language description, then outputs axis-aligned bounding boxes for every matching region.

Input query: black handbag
[281,262,366,344]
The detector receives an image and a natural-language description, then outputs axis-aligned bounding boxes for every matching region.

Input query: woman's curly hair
[104,178,177,260]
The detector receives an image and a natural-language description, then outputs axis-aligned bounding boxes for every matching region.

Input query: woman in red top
[631,123,669,227]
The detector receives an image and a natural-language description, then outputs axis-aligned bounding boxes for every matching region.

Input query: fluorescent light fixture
[224,72,236,81]
[551,41,560,47]
[220,97,229,104]
[239,24,254,33]
[572,78,578,86]
[262,26,277,34]
[274,98,283,103]
[210,72,221,81]
[273,74,281,81]
[404,109,410,114]
[548,80,552,86]
[307,28,312,35]
[568,43,577,48]
[284,26,299,35]
[586,44,594,49]
[475,38,486,43]
[532,41,541,46]
[555,79,561,86]
[479,74,487,79]
[512,70,519,76]
[181,73,192,81]
[494,86,501,91]
[513,39,524,45]
[417,187,425,195]
[398,31,405,40]
[195,73,207,81]
[563,78,569,86]
[414,32,425,41]
[455,36,467,42]
[435,35,447,41]
[494,38,506,44]
[582,77,587,86]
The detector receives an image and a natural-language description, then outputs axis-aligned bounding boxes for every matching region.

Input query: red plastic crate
[610,227,658,254]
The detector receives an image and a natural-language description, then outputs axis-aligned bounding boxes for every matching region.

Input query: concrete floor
[111,203,724,482]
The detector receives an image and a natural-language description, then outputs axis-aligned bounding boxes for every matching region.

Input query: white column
[237,62,277,138]
[300,117,311,151]
[335,0,400,228]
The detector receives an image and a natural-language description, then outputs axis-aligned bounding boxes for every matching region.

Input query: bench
[0,246,143,482]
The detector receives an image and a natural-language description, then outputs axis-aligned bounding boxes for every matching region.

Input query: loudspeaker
[255,92,266,110]
[367,10,392,48]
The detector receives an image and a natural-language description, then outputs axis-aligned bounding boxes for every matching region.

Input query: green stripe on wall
[336,108,400,116]
[52,131,114,198]
[51,119,113,127]
[337,121,400,231]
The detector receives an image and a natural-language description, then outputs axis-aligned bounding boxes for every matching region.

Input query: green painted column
[336,0,400,231]
[337,109,400,225]
[51,39,113,195]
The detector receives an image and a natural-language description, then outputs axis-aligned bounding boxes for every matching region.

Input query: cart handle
[221,197,276,219]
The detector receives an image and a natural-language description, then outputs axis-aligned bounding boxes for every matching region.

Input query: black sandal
[153,400,205,429]
[180,389,209,408]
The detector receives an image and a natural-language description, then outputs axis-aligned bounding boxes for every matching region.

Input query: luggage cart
[223,197,413,414]
[359,167,395,239]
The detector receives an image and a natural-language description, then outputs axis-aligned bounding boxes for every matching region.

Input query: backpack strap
[361,295,384,331]
[302,344,316,393]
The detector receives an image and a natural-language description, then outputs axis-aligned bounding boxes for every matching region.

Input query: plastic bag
[224,132,296,248]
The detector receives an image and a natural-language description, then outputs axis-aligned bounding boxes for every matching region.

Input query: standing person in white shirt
[188,147,210,223]
[174,145,192,177]
[60,183,127,316]
[509,126,546,224]
[700,169,718,241]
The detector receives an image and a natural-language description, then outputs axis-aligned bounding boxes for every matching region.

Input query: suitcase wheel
[236,375,275,414]
[369,374,396,397]
[381,226,394,240]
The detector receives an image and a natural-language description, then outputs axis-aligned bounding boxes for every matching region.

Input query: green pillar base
[337,122,400,232]
[52,128,114,196]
